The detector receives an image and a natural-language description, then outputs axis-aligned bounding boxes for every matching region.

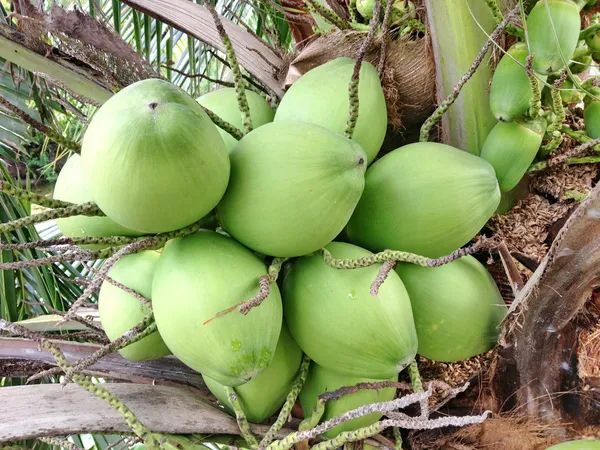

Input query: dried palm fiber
[285,29,436,129]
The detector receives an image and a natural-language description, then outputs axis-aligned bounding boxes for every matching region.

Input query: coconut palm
[3,0,600,448]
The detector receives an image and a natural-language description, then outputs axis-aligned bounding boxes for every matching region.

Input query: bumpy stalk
[259,355,312,449]
[0,202,103,234]
[44,343,162,449]
[541,74,567,155]
[0,181,75,209]
[305,0,348,29]
[526,55,542,119]
[345,0,381,140]
[225,386,259,449]
[0,97,81,152]
[409,360,423,393]
[321,239,492,270]
[393,427,403,450]
[201,106,244,140]
[203,0,253,133]
[420,8,516,144]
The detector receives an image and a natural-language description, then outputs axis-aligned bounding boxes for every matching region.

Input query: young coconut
[81,78,230,234]
[152,230,283,387]
[299,363,397,439]
[346,142,501,258]
[274,57,387,164]
[98,250,171,361]
[546,440,600,449]
[584,87,600,138]
[395,255,508,363]
[282,242,417,380]
[526,0,581,75]
[480,117,547,193]
[53,154,143,249]
[489,43,548,122]
[196,88,274,152]
[217,121,366,258]
[202,324,303,423]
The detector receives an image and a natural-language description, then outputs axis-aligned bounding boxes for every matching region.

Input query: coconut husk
[286,30,436,129]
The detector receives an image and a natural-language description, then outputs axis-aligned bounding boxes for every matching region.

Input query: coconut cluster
[53,57,508,432]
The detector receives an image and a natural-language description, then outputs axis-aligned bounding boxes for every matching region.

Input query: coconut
[286,31,435,130]
[81,78,230,234]
[299,362,397,439]
[346,142,501,258]
[152,230,283,387]
[480,117,546,193]
[275,57,385,164]
[584,90,600,139]
[396,255,508,362]
[98,250,171,361]
[203,324,303,423]
[216,121,366,258]
[527,0,581,75]
[546,440,600,449]
[196,88,274,152]
[489,43,548,122]
[282,242,417,379]
[53,154,143,248]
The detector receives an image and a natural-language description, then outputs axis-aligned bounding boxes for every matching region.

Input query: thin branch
[377,0,395,76]
[370,260,396,297]
[201,105,245,141]
[345,0,381,140]
[419,5,520,142]
[0,181,75,209]
[225,386,259,449]
[529,137,600,172]
[203,0,253,133]
[0,96,81,151]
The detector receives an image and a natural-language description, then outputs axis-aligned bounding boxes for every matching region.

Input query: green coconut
[81,78,230,234]
[356,0,374,19]
[282,242,417,379]
[203,324,303,423]
[395,255,507,363]
[546,440,600,449]
[584,90,600,138]
[152,230,283,387]
[480,117,546,193]
[53,154,143,249]
[527,0,581,75]
[274,57,386,164]
[98,250,171,361]
[346,142,501,258]
[217,121,366,258]
[299,363,396,439]
[197,88,274,152]
[489,42,548,122]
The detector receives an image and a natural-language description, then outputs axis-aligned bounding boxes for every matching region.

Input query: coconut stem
[370,260,396,297]
[225,386,259,449]
[267,387,482,450]
[0,319,161,449]
[203,0,253,134]
[540,73,568,156]
[393,426,403,450]
[419,6,518,143]
[408,360,423,393]
[319,381,410,403]
[484,0,524,39]
[62,313,155,384]
[204,258,287,324]
[201,106,245,141]
[321,238,493,271]
[345,0,381,140]
[0,249,96,270]
[0,96,81,152]
[305,0,349,30]
[377,0,395,76]
[0,181,76,210]
[0,201,103,234]
[529,137,600,172]
[259,355,312,450]
[526,55,542,119]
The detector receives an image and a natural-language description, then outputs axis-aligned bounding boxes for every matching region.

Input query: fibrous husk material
[286,30,436,129]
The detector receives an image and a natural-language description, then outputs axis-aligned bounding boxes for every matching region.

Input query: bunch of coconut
[52,57,507,435]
